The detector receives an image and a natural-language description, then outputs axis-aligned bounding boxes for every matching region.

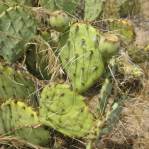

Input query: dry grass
[98,62,149,149]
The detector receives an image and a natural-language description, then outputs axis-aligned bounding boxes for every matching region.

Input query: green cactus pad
[40,84,94,138]
[60,23,105,93]
[84,0,104,21]
[39,0,79,15]
[0,6,37,63]
[106,19,135,44]
[49,10,70,32]
[0,100,49,145]
[26,36,60,80]
[0,63,36,104]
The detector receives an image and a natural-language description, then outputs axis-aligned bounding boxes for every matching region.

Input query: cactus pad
[0,100,49,145]
[40,84,94,137]
[0,6,37,63]
[0,63,36,104]
[84,0,104,21]
[60,23,104,93]
[39,0,79,15]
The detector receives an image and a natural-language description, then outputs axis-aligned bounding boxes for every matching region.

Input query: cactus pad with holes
[40,84,94,137]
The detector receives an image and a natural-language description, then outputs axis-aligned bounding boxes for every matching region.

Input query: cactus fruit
[39,0,79,15]
[0,63,36,104]
[60,23,104,93]
[99,33,120,61]
[49,11,70,32]
[0,6,37,63]
[40,84,94,137]
[106,19,135,44]
[84,0,104,21]
[0,100,49,145]
[26,36,60,80]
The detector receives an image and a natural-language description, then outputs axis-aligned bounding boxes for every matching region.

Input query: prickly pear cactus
[84,0,104,21]
[26,36,60,80]
[99,33,120,61]
[0,100,49,145]
[0,63,36,104]
[39,0,79,15]
[60,23,105,93]
[49,10,70,32]
[40,84,94,137]
[0,6,37,63]
[106,19,135,44]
